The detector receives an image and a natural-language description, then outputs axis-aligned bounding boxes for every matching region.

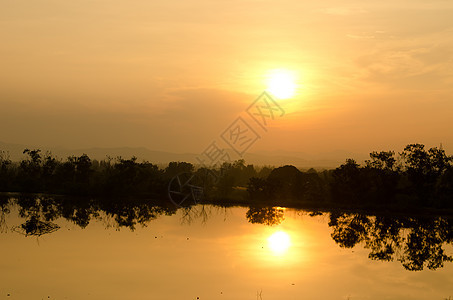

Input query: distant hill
[0,141,368,169]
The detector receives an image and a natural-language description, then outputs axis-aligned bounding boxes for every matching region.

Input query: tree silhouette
[327,212,453,271]
[246,206,285,226]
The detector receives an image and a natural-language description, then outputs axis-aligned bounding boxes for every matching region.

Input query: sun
[268,231,291,255]
[266,69,297,99]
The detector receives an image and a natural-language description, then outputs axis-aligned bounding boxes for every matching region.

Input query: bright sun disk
[266,69,297,99]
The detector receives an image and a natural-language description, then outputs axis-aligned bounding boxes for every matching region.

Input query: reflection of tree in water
[11,196,61,236]
[3,195,453,271]
[180,205,210,225]
[13,215,60,236]
[0,196,10,233]
[178,205,232,225]
[100,201,176,231]
[3,196,177,234]
[16,195,60,223]
[2,195,223,233]
[246,207,285,226]
[328,212,453,271]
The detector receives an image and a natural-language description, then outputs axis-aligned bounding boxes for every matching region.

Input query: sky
[1,0,453,159]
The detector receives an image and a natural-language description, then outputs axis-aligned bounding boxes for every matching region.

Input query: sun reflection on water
[268,231,291,256]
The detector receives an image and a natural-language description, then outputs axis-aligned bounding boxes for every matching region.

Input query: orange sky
[1,0,453,157]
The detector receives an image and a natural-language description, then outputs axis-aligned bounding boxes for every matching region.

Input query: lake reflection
[1,195,452,299]
[246,206,453,271]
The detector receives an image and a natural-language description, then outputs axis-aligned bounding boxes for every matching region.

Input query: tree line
[0,143,452,209]
[248,144,453,209]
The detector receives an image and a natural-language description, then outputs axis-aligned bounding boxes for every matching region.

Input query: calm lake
[0,196,452,300]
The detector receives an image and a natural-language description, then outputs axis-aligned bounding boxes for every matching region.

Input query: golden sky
[1,0,453,157]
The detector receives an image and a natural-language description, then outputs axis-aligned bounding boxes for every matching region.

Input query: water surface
[0,196,452,299]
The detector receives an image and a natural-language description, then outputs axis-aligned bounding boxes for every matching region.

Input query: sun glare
[266,69,297,99]
[268,231,291,255]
